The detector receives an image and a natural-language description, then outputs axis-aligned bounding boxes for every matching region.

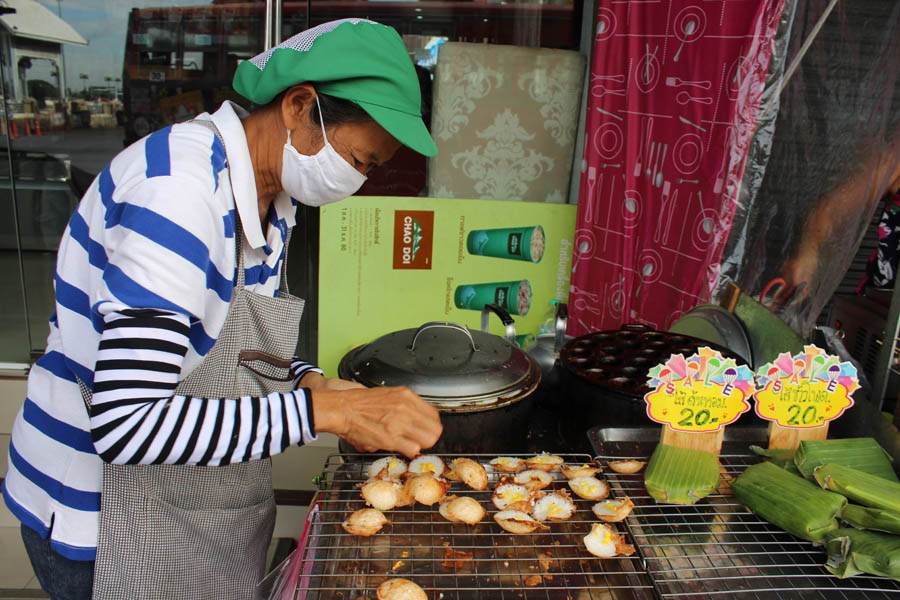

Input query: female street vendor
[2,19,442,599]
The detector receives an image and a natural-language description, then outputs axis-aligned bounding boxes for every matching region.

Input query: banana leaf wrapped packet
[644,443,720,505]
[841,504,900,535]
[813,463,900,513]
[824,527,900,581]
[795,438,897,482]
[733,461,846,543]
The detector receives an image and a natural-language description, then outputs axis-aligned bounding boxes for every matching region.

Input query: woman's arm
[90,310,442,463]
[90,308,316,466]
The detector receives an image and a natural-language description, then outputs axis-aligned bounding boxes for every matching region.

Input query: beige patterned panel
[428,42,585,203]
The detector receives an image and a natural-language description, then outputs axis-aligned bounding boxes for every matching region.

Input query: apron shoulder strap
[187,118,292,295]
[187,118,247,289]
[189,118,227,153]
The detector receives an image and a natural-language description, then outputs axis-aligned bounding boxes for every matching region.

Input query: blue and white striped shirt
[2,101,320,560]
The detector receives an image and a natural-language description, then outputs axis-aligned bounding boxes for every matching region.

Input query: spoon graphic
[571,241,589,273]
[674,20,696,63]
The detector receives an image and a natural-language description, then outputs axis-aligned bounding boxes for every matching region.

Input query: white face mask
[280,96,367,207]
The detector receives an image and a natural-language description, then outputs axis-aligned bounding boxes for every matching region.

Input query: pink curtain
[570,0,786,335]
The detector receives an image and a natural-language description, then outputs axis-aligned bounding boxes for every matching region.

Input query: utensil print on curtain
[714,125,736,194]
[636,44,661,93]
[571,230,596,274]
[676,91,713,105]
[585,166,597,224]
[599,175,619,252]
[621,189,642,229]
[586,172,605,225]
[592,73,626,84]
[639,248,663,286]
[574,0,784,334]
[597,106,623,121]
[654,144,667,187]
[666,77,712,90]
[634,116,654,177]
[595,8,616,42]
[673,132,703,174]
[607,276,626,319]
[672,6,707,63]
[674,23,695,62]
[726,55,751,100]
[678,115,706,132]
[655,183,678,245]
[693,205,720,252]
[573,289,604,316]
[593,122,624,160]
[591,83,627,99]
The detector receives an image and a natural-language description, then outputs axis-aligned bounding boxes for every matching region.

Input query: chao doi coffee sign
[393,210,434,270]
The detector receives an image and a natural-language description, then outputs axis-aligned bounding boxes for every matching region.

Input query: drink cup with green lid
[454,280,532,316]
[467,226,545,263]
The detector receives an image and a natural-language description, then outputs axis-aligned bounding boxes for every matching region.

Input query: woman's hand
[311,386,442,458]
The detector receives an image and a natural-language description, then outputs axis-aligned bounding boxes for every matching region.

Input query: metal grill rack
[593,430,900,599]
[292,453,654,599]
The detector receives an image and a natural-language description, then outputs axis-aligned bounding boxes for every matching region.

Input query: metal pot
[524,302,573,391]
[337,304,542,453]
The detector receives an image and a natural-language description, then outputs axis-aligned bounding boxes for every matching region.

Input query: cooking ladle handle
[409,321,479,352]
[481,303,517,343]
[554,302,568,353]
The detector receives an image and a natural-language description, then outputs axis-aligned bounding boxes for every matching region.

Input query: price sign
[644,347,755,433]
[755,345,858,429]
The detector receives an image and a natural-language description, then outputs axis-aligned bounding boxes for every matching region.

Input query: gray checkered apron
[90,122,305,599]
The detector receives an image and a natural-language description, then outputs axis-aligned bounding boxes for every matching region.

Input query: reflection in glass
[0,0,583,360]
[0,1,267,360]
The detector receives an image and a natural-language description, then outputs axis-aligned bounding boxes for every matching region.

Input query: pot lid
[342,322,538,404]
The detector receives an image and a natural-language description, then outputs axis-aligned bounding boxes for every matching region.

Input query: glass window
[293,1,586,199]
[0,1,268,362]
[0,1,586,362]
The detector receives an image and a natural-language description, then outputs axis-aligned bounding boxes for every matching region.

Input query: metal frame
[872,287,900,418]
[293,453,653,599]
[597,445,900,599]
[566,0,597,206]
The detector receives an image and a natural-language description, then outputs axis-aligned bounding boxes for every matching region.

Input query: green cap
[233,19,437,157]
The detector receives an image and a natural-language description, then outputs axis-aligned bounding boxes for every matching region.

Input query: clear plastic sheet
[718,0,900,336]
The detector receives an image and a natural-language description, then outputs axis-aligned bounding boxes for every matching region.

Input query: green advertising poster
[317,196,577,376]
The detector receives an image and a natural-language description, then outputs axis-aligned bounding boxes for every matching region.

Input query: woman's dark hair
[310,91,373,127]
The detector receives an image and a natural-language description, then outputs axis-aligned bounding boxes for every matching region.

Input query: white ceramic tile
[0,378,26,435]
[273,504,309,540]
[0,525,36,589]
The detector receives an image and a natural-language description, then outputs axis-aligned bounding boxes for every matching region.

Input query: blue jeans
[20,524,94,600]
